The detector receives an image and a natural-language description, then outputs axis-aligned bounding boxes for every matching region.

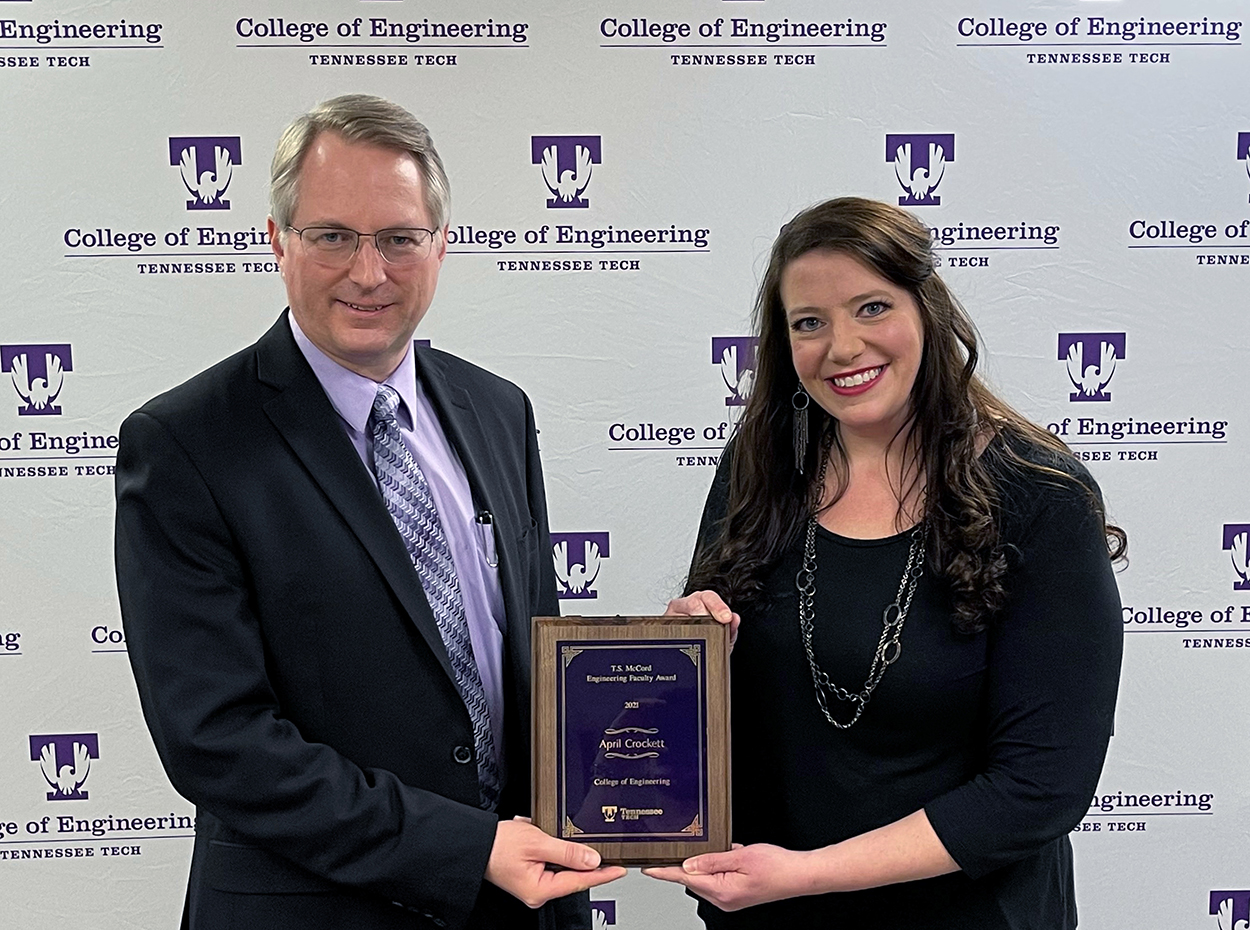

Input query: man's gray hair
[269,94,451,231]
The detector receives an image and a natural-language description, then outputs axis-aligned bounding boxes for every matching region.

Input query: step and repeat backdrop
[1,0,1248,926]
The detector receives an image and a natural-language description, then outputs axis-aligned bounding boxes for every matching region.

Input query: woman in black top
[645,198,1124,929]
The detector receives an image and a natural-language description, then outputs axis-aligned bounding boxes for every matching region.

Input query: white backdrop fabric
[1,0,1248,927]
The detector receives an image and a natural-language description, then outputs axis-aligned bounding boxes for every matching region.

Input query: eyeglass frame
[284,224,442,266]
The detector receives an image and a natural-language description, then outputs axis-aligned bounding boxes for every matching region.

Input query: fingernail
[683,859,699,873]
[582,849,600,869]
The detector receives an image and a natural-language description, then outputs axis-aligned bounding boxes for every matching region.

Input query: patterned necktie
[368,384,500,810]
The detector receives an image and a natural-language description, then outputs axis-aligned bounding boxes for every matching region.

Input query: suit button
[452,746,472,764]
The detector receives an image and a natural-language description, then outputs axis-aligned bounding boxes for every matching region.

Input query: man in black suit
[114,94,624,930]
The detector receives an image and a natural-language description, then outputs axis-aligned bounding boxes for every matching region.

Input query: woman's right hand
[665,590,740,651]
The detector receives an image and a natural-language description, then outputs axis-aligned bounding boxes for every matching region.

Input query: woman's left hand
[642,844,815,912]
[664,590,740,650]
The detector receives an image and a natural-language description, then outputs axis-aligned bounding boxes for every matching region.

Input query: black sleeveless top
[690,439,1122,929]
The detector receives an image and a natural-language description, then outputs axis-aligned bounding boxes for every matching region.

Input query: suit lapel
[253,316,457,687]
[416,348,539,791]
[416,349,529,658]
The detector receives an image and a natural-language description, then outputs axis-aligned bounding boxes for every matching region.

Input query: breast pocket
[473,511,500,569]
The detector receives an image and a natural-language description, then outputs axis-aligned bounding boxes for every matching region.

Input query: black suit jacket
[115,314,580,930]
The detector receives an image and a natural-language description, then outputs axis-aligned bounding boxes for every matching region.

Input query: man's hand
[665,590,739,650]
[485,817,626,909]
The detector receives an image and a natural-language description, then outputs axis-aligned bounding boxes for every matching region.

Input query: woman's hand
[664,590,739,650]
[642,844,815,911]
[644,811,959,910]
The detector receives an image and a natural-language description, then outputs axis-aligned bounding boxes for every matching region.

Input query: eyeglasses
[286,225,439,266]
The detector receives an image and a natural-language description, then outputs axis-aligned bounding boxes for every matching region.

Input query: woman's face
[781,249,925,444]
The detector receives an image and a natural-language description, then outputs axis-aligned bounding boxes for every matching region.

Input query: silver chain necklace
[797,453,927,729]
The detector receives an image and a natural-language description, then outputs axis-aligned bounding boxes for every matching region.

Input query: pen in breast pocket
[475,511,499,568]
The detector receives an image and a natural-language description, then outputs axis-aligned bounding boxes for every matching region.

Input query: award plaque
[531,616,731,866]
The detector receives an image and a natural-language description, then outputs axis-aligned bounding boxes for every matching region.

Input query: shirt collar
[288,312,418,431]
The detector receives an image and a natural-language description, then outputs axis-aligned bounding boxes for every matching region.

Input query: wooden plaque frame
[531,616,731,867]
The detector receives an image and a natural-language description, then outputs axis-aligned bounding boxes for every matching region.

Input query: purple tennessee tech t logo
[552,532,610,600]
[532,136,601,208]
[2,344,73,416]
[169,136,242,210]
[1058,333,1125,402]
[886,133,955,206]
[1223,525,1250,592]
[29,733,99,801]
[1211,891,1250,928]
[711,336,758,408]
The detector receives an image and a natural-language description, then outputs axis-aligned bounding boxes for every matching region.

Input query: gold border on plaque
[556,642,707,841]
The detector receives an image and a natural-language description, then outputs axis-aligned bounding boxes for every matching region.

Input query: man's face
[269,131,446,381]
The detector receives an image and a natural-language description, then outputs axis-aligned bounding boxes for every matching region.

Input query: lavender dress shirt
[289,316,507,774]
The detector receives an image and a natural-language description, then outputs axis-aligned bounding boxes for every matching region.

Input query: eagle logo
[554,538,603,598]
[10,351,64,414]
[531,136,602,209]
[1065,339,1118,401]
[886,133,955,206]
[2,345,72,416]
[29,734,99,801]
[712,336,759,410]
[893,141,947,205]
[168,136,242,210]
[39,740,92,798]
[1058,333,1125,403]
[719,343,755,406]
[541,143,593,206]
[178,144,233,208]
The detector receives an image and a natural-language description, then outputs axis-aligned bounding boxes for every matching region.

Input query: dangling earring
[792,384,809,474]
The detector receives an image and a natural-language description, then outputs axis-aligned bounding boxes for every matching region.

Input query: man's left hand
[485,818,626,908]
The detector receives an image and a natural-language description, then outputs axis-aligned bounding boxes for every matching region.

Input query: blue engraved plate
[555,640,708,842]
